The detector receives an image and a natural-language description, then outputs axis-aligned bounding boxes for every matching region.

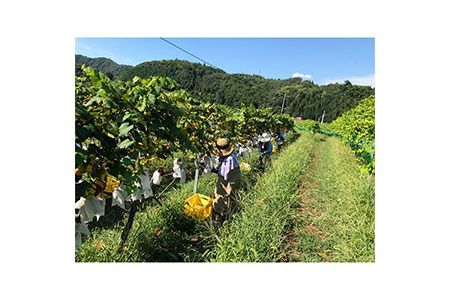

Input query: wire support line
[160,37,220,70]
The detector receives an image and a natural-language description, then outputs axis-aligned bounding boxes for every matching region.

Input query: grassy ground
[76,133,375,262]
[75,136,298,262]
[76,174,213,262]
[209,133,315,262]
[75,150,263,262]
[288,136,375,262]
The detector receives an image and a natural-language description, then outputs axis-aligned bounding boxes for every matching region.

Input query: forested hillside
[75,55,374,122]
[75,55,132,79]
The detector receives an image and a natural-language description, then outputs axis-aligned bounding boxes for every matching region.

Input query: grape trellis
[75,66,293,248]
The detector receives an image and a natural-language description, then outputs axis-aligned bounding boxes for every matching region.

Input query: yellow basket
[239,162,251,172]
[184,193,213,220]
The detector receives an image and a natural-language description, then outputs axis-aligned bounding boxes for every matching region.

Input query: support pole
[280,92,286,114]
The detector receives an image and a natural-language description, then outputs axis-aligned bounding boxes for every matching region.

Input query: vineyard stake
[118,200,138,253]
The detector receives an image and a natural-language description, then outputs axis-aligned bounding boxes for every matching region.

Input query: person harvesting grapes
[211,138,241,225]
[275,130,287,150]
[257,132,273,170]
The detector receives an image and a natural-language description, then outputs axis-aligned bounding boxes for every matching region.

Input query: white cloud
[291,72,312,80]
[320,74,375,87]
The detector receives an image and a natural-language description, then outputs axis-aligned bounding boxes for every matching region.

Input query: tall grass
[209,133,315,262]
[293,136,375,262]
[75,151,264,262]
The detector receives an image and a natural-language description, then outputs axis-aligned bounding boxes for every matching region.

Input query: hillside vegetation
[75,55,374,122]
[329,95,375,173]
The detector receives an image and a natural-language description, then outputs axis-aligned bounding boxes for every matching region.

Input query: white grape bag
[75,196,105,223]
[173,159,186,183]
[75,221,90,248]
[244,146,252,157]
[238,145,243,156]
[211,155,220,169]
[75,197,86,213]
[75,197,92,223]
[140,171,153,198]
[112,186,127,209]
[130,191,142,202]
[152,170,162,185]
[172,158,181,177]
[202,155,212,174]
[239,145,251,158]
[90,197,105,221]
[179,168,186,183]
[75,232,81,249]
[130,178,145,202]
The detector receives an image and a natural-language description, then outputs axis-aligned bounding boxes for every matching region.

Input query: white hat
[260,132,271,143]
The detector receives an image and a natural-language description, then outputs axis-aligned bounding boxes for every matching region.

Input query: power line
[160,38,220,69]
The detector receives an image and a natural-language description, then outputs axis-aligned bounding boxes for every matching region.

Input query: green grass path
[288,136,375,262]
[210,133,315,262]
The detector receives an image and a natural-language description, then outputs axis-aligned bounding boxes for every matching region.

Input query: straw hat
[215,138,234,156]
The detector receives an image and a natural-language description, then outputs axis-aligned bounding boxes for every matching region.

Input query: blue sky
[75,38,375,86]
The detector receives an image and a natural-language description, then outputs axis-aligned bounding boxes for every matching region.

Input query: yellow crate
[184,193,213,220]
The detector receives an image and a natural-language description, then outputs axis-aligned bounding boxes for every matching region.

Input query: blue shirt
[276,134,286,141]
[258,141,273,155]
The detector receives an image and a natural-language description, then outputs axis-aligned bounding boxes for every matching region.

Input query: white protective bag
[140,171,153,198]
[112,185,128,209]
[172,158,186,183]
[75,221,90,248]
[75,196,105,223]
[152,169,162,185]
